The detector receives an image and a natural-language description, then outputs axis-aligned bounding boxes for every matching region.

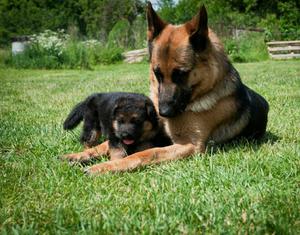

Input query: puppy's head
[147,2,214,117]
[112,97,158,146]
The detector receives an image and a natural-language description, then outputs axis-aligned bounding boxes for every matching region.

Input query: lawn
[0,60,299,234]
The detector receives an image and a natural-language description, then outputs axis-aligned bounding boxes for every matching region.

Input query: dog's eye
[172,69,190,84]
[153,67,163,83]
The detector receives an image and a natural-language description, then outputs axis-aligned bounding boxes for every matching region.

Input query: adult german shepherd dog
[78,2,269,175]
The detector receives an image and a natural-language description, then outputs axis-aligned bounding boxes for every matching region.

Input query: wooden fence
[122,48,148,63]
[267,40,300,59]
[123,40,300,63]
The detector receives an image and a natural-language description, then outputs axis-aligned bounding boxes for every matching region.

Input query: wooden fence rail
[123,40,300,63]
[267,40,300,59]
[122,48,148,63]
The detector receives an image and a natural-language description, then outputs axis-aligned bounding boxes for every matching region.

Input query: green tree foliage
[0,0,299,46]
[0,0,145,46]
[0,0,85,45]
[157,0,300,40]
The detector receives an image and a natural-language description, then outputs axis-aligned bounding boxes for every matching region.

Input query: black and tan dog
[72,2,269,174]
[62,92,171,162]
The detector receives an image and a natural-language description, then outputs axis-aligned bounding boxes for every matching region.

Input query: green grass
[0,61,300,234]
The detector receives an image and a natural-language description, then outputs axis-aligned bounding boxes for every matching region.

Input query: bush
[6,30,124,69]
[82,40,123,65]
[259,2,300,41]
[62,40,91,69]
[107,20,131,49]
[96,47,123,64]
[11,50,60,69]
[9,30,69,69]
[106,17,147,50]
[223,32,269,63]
[130,15,147,49]
[0,48,11,68]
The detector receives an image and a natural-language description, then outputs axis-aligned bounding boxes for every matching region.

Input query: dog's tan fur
[76,3,268,175]
[64,140,110,162]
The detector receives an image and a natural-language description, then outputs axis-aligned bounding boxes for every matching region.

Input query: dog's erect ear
[187,5,208,51]
[145,100,158,127]
[147,1,167,42]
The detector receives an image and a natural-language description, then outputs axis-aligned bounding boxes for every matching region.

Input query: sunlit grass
[0,60,299,234]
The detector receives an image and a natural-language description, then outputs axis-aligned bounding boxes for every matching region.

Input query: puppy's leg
[82,129,101,149]
[81,106,101,147]
[62,141,109,162]
[85,143,199,175]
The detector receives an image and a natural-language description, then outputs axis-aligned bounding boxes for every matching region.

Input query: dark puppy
[62,92,171,162]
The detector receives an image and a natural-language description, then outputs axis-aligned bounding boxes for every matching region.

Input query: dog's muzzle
[159,101,177,117]
[158,86,192,118]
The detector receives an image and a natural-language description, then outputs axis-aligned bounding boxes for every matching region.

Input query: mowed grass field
[0,60,299,234]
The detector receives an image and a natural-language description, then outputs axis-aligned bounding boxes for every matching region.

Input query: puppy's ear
[147,1,167,42]
[145,100,158,127]
[112,98,126,117]
[186,5,208,52]
[112,103,120,118]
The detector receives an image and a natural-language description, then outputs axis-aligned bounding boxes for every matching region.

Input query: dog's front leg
[61,140,109,162]
[85,143,198,175]
[109,147,127,161]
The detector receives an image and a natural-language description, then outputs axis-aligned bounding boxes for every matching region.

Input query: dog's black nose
[159,104,176,117]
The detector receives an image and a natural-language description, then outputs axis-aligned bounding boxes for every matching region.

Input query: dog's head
[147,2,220,117]
[112,97,158,146]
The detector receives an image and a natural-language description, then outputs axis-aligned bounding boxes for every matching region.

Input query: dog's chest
[162,113,205,145]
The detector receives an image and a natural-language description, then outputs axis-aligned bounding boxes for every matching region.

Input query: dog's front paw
[61,152,92,162]
[84,162,116,175]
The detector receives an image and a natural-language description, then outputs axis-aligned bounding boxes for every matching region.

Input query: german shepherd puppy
[77,2,269,174]
[62,92,171,162]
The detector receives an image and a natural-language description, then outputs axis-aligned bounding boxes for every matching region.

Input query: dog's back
[237,86,269,140]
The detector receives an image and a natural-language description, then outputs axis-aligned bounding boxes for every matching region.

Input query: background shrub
[62,41,90,69]
[107,20,131,49]
[0,48,10,68]
[9,30,69,69]
[10,49,60,69]
[0,29,270,69]
[2,0,298,68]
[0,0,299,49]
[4,30,124,69]
[96,47,123,65]
[224,32,269,63]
